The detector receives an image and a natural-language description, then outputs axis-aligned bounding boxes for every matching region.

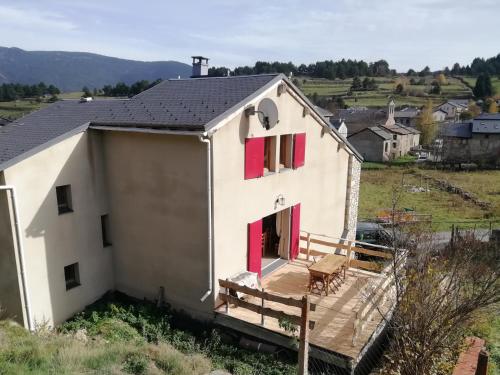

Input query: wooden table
[308,254,348,296]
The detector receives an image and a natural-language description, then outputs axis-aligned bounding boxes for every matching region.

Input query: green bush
[60,292,296,375]
[123,352,148,374]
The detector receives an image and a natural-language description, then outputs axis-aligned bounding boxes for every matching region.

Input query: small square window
[64,263,80,290]
[101,214,112,247]
[392,142,397,148]
[56,185,73,214]
[393,134,397,140]
[279,134,293,169]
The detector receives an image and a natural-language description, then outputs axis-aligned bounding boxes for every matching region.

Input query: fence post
[306,233,311,261]
[225,278,230,315]
[261,288,265,326]
[298,295,310,375]
[346,241,352,269]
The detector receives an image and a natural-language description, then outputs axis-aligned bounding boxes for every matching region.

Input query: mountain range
[0,47,192,92]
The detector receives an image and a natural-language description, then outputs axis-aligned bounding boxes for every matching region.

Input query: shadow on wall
[22,131,113,326]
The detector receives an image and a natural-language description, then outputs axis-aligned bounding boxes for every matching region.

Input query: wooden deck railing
[299,230,399,346]
[218,279,315,375]
[299,231,392,273]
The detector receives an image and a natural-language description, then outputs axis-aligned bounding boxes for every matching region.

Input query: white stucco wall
[1,131,114,326]
[211,83,357,294]
[101,131,211,318]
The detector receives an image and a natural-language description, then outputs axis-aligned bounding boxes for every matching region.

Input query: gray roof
[348,126,392,140]
[0,74,279,170]
[394,107,420,118]
[381,123,420,135]
[0,117,10,126]
[0,74,363,170]
[441,122,472,138]
[314,106,333,118]
[475,113,500,121]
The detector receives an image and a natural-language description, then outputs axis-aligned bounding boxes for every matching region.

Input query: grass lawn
[58,91,85,99]
[359,166,499,231]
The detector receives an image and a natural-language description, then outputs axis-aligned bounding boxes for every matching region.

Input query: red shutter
[248,219,263,277]
[244,137,265,179]
[290,204,301,260]
[293,133,306,169]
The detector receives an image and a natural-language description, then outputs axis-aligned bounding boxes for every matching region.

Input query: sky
[0,0,498,72]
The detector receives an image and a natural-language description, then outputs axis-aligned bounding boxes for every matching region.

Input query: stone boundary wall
[414,172,492,210]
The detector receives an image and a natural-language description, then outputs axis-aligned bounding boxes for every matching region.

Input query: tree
[416,100,437,145]
[486,98,498,113]
[419,66,431,77]
[460,100,480,120]
[379,231,500,375]
[436,73,447,85]
[429,80,441,95]
[351,76,362,90]
[394,83,404,94]
[82,86,92,98]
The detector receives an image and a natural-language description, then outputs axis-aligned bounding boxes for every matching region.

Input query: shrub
[123,352,148,374]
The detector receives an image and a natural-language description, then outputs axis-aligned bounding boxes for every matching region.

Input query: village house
[394,107,420,127]
[440,113,500,166]
[432,108,448,122]
[436,100,469,121]
[347,99,420,162]
[0,61,397,371]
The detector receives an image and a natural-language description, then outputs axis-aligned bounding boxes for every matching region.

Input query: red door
[290,204,301,260]
[248,219,263,277]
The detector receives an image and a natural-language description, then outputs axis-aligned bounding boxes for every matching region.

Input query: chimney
[191,56,209,77]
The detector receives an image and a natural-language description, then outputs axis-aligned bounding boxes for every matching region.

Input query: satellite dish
[257,98,279,130]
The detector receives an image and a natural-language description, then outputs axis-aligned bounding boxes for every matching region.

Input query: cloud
[0,4,76,31]
[0,0,497,71]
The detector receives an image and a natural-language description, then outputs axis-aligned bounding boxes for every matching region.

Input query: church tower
[385,98,396,126]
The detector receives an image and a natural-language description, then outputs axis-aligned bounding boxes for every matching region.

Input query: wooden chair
[308,269,327,295]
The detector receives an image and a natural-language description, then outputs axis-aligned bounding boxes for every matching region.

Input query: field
[299,76,472,108]
[462,76,500,94]
[359,165,500,231]
[0,100,46,120]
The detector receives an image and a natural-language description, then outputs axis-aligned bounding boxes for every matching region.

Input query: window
[64,263,80,290]
[101,214,111,247]
[384,142,388,152]
[279,134,293,169]
[56,185,73,214]
[393,134,397,140]
[263,136,277,174]
[392,142,397,148]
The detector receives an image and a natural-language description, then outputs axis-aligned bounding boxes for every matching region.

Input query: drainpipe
[198,135,214,302]
[0,185,34,331]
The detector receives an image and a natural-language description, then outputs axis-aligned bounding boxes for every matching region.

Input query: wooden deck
[215,257,393,364]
